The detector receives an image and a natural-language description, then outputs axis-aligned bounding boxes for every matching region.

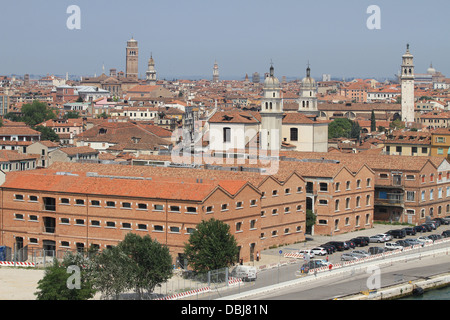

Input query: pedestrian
[326,255,329,262]
[256,251,260,262]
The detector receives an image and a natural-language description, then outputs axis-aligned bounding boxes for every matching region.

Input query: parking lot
[296,218,450,270]
[255,218,450,273]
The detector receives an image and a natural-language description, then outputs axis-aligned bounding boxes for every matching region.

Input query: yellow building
[431,128,450,157]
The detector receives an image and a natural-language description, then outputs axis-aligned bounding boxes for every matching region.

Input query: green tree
[184,218,239,274]
[34,258,96,300]
[328,118,361,140]
[64,111,80,119]
[92,245,134,299]
[390,119,405,130]
[306,209,316,234]
[19,100,57,127]
[370,110,376,132]
[34,125,60,142]
[117,233,173,299]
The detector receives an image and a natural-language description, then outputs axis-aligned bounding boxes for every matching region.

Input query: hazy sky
[1,0,449,80]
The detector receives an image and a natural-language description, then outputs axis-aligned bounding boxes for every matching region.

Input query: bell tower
[126,37,139,80]
[260,63,283,151]
[401,44,415,123]
[213,60,219,83]
[146,53,157,85]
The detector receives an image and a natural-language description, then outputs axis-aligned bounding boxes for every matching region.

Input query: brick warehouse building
[0,168,265,265]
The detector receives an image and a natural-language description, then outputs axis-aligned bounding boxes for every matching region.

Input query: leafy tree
[184,218,239,274]
[18,100,57,127]
[34,257,96,300]
[92,246,134,299]
[34,125,60,142]
[64,111,80,119]
[328,118,361,140]
[117,233,173,299]
[390,119,405,130]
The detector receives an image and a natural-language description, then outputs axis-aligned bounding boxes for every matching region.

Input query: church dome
[301,66,316,88]
[264,65,280,89]
[427,63,436,75]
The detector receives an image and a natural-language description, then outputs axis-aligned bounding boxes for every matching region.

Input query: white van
[231,265,257,281]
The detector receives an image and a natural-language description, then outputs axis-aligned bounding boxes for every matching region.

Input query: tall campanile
[126,37,139,80]
[401,44,415,124]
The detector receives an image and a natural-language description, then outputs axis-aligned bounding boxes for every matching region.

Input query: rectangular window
[138,203,148,210]
[121,202,131,209]
[154,204,164,211]
[169,205,180,212]
[186,207,197,214]
[106,201,115,208]
[90,200,100,206]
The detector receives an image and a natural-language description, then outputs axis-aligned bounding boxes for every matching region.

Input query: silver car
[369,235,385,243]
[351,250,370,258]
[341,253,359,261]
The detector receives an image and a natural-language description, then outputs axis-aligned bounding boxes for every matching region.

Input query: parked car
[341,253,359,261]
[385,242,404,251]
[431,219,444,227]
[414,225,428,233]
[427,234,442,241]
[442,230,450,238]
[369,247,385,255]
[402,227,416,236]
[350,238,368,247]
[396,240,411,247]
[344,240,356,249]
[386,229,406,239]
[421,224,433,232]
[313,259,331,267]
[311,247,328,256]
[356,236,370,244]
[424,222,437,230]
[351,250,370,258]
[377,233,392,241]
[434,218,449,225]
[416,236,433,244]
[369,235,386,243]
[301,260,324,272]
[325,241,345,251]
[404,238,422,246]
[319,244,336,254]
[298,249,315,258]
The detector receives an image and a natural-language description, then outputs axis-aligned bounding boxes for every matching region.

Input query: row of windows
[260,225,302,239]
[335,195,371,211]
[14,213,258,235]
[318,214,371,231]
[13,194,260,214]
[13,213,193,234]
[420,186,450,201]
[261,204,303,217]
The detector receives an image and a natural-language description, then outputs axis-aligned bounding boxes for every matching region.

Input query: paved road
[251,254,450,300]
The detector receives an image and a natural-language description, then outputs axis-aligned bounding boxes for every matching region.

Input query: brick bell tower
[126,37,139,79]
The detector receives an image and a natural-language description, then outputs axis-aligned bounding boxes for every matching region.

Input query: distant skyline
[1,0,449,80]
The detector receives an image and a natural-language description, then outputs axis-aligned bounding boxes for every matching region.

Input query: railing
[375,193,404,206]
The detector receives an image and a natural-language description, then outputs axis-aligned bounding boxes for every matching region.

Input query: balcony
[375,192,404,207]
